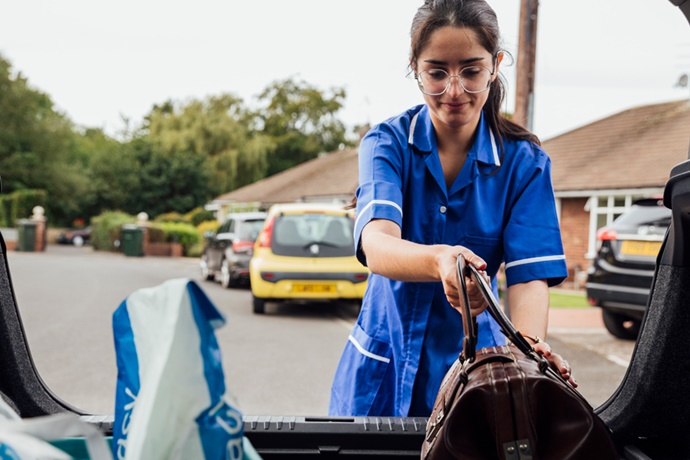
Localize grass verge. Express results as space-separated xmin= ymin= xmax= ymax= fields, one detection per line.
xmin=549 ymin=290 xmax=590 ymax=309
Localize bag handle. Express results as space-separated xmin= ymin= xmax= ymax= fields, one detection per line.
xmin=456 ymin=254 xmax=536 ymax=362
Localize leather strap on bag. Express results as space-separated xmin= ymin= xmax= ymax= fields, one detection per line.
xmin=456 ymin=255 xmax=538 ymax=361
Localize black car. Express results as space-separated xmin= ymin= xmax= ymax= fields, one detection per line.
xmin=199 ymin=211 xmax=266 ymax=288
xmin=56 ymin=227 xmax=91 ymax=247
xmin=586 ymin=198 xmax=671 ymax=339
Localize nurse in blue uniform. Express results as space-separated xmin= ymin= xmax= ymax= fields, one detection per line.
xmin=329 ymin=0 xmax=576 ymax=417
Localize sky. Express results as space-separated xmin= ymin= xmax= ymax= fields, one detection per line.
xmin=0 ymin=0 xmax=688 ymax=142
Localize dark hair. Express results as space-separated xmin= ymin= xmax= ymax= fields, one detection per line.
xmin=410 ymin=0 xmax=540 ymax=150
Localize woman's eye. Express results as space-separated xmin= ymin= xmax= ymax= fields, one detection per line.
xmin=426 ymin=70 xmax=447 ymax=81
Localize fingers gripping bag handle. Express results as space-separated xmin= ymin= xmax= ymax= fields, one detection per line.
xmin=456 ymin=255 xmax=536 ymax=360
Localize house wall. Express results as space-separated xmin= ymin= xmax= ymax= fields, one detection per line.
xmin=559 ymin=197 xmax=590 ymax=288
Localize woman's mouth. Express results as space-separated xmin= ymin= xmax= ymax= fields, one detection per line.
xmin=443 ymin=101 xmax=468 ymax=110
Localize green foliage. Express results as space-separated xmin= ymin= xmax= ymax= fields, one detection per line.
xmin=90 ymin=211 xmax=135 ymax=252
xmin=1 ymin=54 xmax=354 ymax=228
xmin=0 ymin=199 xmax=7 ymax=228
xmin=0 ymin=54 xmax=87 ymax=226
xmin=124 ymin=144 xmax=214 ymax=218
xmin=10 ymin=189 xmax=47 ymax=224
xmin=0 ymin=190 xmax=47 ymax=227
xmin=144 ymin=94 xmax=270 ymax=196
xmin=145 ymin=225 xmax=166 ymax=243
xmin=152 ymin=222 xmax=200 ymax=255
xmin=186 ymin=207 xmax=215 ymax=227
xmin=154 ymin=211 xmax=187 ymax=224
xmin=196 ymin=219 xmax=220 ymax=236
xmin=257 ymin=77 xmax=352 ymax=176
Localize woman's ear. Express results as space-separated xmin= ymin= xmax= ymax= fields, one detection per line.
xmin=494 ymin=51 xmax=504 ymax=74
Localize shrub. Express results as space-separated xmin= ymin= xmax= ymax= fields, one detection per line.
xmin=153 ymin=212 xmax=188 ymax=224
xmin=186 ymin=207 xmax=216 ymax=227
xmin=153 ymin=222 xmax=200 ymax=256
xmin=91 ymin=211 xmax=136 ymax=252
xmin=196 ymin=220 xmax=220 ymax=237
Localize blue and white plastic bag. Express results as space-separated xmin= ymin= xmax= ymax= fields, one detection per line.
xmin=112 ymin=278 xmax=260 ymax=460
xmin=0 ymin=397 xmax=112 ymax=460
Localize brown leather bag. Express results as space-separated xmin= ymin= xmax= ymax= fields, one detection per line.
xmin=421 ymin=255 xmax=618 ymax=460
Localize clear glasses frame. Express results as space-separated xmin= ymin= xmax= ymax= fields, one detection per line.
xmin=415 ymin=65 xmax=496 ymax=96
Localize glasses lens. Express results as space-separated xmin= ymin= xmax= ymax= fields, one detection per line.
xmin=460 ymin=66 xmax=492 ymax=93
xmin=417 ymin=67 xmax=493 ymax=95
xmin=418 ymin=69 xmax=449 ymax=95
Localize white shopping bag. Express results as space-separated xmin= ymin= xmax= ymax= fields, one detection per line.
xmin=112 ymin=278 xmax=260 ymax=460
xmin=0 ymin=398 xmax=112 ymax=460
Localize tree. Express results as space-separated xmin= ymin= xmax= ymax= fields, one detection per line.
xmin=256 ymin=77 xmax=351 ymax=176
xmin=0 ymin=54 xmax=89 ymax=225
xmin=144 ymin=94 xmax=270 ymax=196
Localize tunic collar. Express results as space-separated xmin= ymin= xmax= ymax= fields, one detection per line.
xmin=407 ymin=106 xmax=501 ymax=167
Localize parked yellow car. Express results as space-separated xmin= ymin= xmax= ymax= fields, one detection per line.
xmin=249 ymin=202 xmax=369 ymax=314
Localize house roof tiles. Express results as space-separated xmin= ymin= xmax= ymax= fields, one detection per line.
xmin=543 ymin=99 xmax=690 ymax=192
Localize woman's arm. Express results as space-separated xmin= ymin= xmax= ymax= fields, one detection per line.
xmin=361 ymin=219 xmax=488 ymax=314
xmin=507 ymin=280 xmax=577 ymax=387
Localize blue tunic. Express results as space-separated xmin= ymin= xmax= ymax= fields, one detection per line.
xmin=329 ymin=105 xmax=568 ymax=417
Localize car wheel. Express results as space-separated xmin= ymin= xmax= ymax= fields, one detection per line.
xmin=72 ymin=235 xmax=84 ymax=247
xmin=200 ymin=255 xmax=214 ymax=281
xmin=220 ymin=259 xmax=237 ymax=288
xmin=602 ymin=309 xmax=641 ymax=340
xmin=252 ymin=296 xmax=266 ymax=314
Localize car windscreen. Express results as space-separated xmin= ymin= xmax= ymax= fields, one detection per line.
xmin=271 ymin=213 xmax=354 ymax=257
xmin=238 ymin=219 xmax=265 ymax=241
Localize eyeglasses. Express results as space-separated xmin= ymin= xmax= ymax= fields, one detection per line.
xmin=416 ymin=66 xmax=495 ymax=95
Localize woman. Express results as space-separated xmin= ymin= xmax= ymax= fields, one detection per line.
xmin=329 ymin=0 xmax=574 ymax=418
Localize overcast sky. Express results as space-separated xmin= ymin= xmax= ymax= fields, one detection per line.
xmin=1 ymin=0 xmax=688 ymax=141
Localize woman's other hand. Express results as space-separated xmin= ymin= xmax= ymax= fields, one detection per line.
xmin=533 ymin=341 xmax=578 ymax=388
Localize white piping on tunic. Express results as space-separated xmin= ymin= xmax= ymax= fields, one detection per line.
xmin=408 ymin=113 xmax=419 ymax=145
xmin=354 ymin=199 xmax=403 ymax=235
xmin=504 ymin=255 xmax=566 ymax=270
xmin=489 ymin=129 xmax=501 ymax=166
xmin=408 ymin=111 xmax=500 ymax=167
xmin=348 ymin=335 xmax=391 ymax=363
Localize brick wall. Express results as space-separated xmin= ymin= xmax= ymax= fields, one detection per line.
xmin=559 ymin=197 xmax=591 ymax=288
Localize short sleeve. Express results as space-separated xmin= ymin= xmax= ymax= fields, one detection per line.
xmin=503 ymin=148 xmax=567 ymax=287
xmin=353 ymin=128 xmax=405 ymax=266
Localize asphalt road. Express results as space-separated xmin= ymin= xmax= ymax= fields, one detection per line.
xmin=5 ymin=244 xmax=634 ymax=417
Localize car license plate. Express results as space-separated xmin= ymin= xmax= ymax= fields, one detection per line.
xmin=620 ymin=240 xmax=662 ymax=256
xmin=292 ymin=284 xmax=336 ymax=293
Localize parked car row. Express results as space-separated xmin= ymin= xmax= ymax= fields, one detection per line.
xmin=200 ymin=202 xmax=369 ymax=314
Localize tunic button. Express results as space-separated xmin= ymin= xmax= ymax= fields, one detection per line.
xmin=439 ymin=206 xmax=447 ymax=214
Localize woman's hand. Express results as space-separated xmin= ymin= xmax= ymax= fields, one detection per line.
xmin=439 ymin=246 xmax=489 ymax=316
xmin=533 ymin=341 xmax=578 ymax=388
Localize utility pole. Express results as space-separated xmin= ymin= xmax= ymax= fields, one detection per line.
xmin=514 ymin=0 xmax=539 ymax=131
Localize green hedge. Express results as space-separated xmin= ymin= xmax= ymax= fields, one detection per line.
xmin=90 ymin=211 xmax=136 ymax=252
xmin=152 ymin=222 xmax=200 ymax=256
xmin=0 ymin=190 xmax=48 ymax=227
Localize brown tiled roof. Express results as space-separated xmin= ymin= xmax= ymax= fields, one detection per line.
xmin=212 ymin=147 xmax=359 ymax=205
xmin=543 ymin=99 xmax=690 ymax=192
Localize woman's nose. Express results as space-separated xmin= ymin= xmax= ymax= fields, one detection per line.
xmin=446 ymin=75 xmax=466 ymax=96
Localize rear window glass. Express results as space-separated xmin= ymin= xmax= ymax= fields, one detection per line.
xmin=272 ymin=213 xmax=354 ymax=257
xmin=238 ymin=219 xmax=265 ymax=241
xmin=613 ymin=205 xmax=672 ymax=229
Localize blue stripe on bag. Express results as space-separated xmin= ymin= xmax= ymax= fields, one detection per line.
xmin=111 ymin=301 xmax=140 ymax=460
xmin=187 ymin=281 xmax=244 ymax=460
